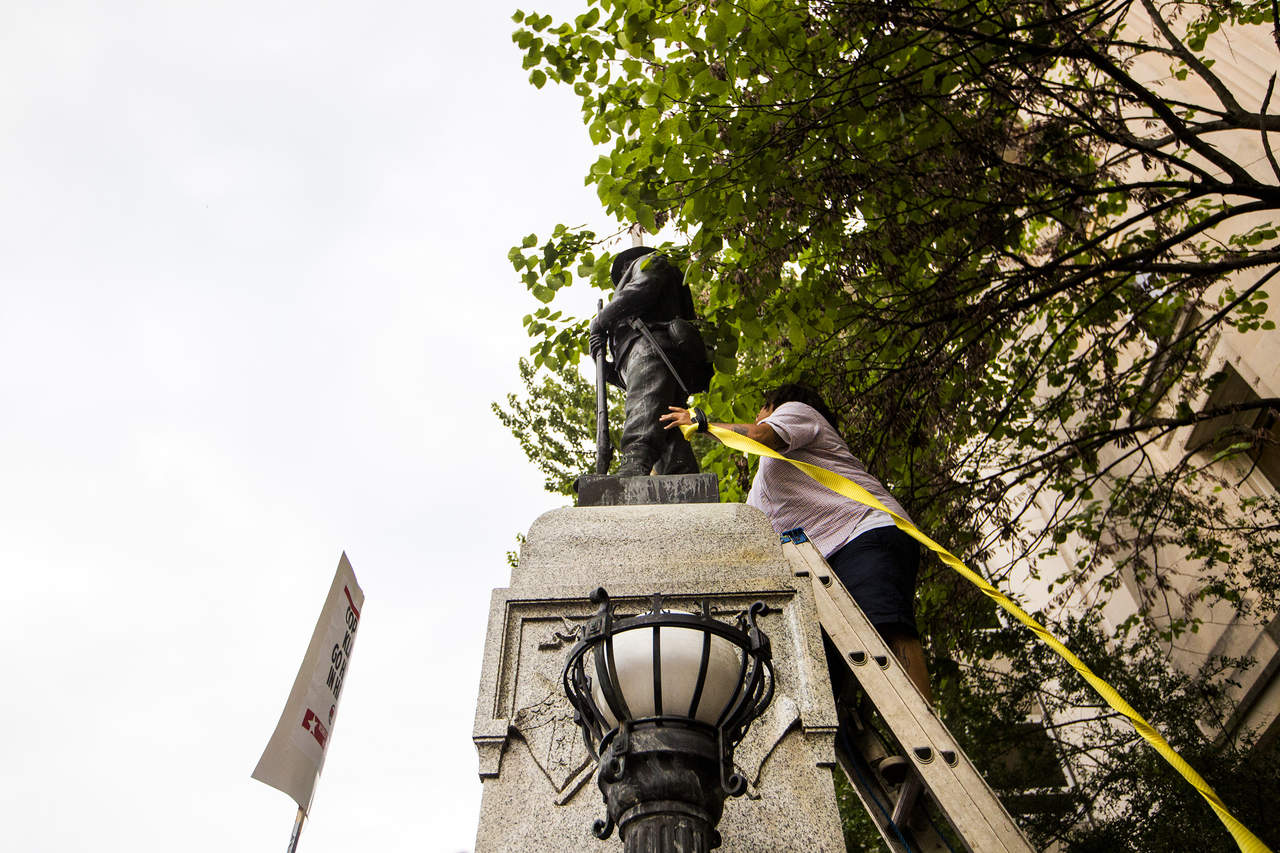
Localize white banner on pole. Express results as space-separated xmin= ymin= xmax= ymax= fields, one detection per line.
xmin=252 ymin=552 xmax=364 ymax=813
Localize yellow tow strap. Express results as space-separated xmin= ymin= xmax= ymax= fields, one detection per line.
xmin=682 ymin=421 xmax=1272 ymax=853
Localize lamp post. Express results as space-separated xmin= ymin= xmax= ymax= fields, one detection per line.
xmin=562 ymin=588 xmax=775 ymax=852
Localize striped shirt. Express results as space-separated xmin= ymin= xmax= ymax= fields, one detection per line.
xmin=745 ymin=402 xmax=911 ymax=558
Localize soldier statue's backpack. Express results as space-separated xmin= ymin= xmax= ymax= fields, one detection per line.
xmin=659 ymin=316 xmax=713 ymax=394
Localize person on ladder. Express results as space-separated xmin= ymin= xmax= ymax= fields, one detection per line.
xmin=661 ymin=384 xmax=932 ymax=703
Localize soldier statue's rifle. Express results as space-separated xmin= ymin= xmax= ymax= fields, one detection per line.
xmin=595 ymin=299 xmax=613 ymax=475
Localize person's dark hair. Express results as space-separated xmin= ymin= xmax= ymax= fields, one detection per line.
xmin=763 ymin=384 xmax=840 ymax=431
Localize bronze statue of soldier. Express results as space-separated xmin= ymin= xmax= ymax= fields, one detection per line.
xmin=589 ymin=247 xmax=712 ymax=477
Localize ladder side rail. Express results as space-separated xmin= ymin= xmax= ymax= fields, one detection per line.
xmin=802 ymin=542 xmax=1035 ymax=853
xmin=814 ymin=572 xmax=1034 ymax=851
xmin=811 ymin=576 xmax=1013 ymax=853
xmin=831 ymin=743 xmax=916 ymax=853
xmin=787 ymin=539 xmax=1011 ymax=849
xmin=811 ymin=559 xmax=1037 ymax=853
xmin=783 ymin=539 xmax=1035 ymax=853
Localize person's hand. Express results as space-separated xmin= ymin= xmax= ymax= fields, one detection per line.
xmin=589 ymin=317 xmax=605 ymax=360
xmin=661 ymin=406 xmax=692 ymax=430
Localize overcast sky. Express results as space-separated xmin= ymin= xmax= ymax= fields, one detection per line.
xmin=2 ymin=2 xmax=614 ymax=851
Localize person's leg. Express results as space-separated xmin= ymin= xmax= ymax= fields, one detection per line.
xmin=827 ymin=526 xmax=931 ymax=702
xmin=882 ymin=628 xmax=932 ymax=704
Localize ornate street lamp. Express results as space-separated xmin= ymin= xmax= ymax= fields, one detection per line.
xmin=562 ymin=588 xmax=775 ymax=852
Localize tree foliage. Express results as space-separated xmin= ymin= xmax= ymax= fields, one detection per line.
xmin=493 ymin=357 xmax=624 ymax=495
xmin=942 ymin=612 xmax=1280 ymax=848
xmin=499 ymin=1 xmax=1280 ymax=847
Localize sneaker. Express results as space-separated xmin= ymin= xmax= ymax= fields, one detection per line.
xmin=876 ymin=755 xmax=909 ymax=786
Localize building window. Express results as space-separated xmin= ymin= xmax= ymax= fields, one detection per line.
xmin=987 ymin=719 xmax=1072 ymax=815
xmin=989 ymin=720 xmax=1070 ymax=790
xmin=1186 ymin=364 xmax=1280 ymax=491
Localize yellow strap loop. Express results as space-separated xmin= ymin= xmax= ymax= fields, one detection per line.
xmin=683 ymin=422 xmax=1272 ymax=853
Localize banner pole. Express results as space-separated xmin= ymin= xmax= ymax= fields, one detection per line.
xmin=286 ymin=807 xmax=305 ymax=853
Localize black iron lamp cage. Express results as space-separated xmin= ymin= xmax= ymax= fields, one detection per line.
xmin=562 ymin=587 xmax=775 ymax=849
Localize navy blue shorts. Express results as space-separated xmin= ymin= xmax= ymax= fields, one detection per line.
xmin=827 ymin=525 xmax=920 ymax=637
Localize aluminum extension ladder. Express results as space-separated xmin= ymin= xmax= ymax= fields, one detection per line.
xmin=779 ymin=531 xmax=1035 ymax=853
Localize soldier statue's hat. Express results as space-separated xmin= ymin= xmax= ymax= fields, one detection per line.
xmin=610 ymin=246 xmax=657 ymax=286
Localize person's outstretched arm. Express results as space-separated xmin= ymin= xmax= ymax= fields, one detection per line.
xmin=660 ymin=406 xmax=784 ymax=450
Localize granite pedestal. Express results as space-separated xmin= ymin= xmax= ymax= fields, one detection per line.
xmin=472 ymin=502 xmax=846 ymax=852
